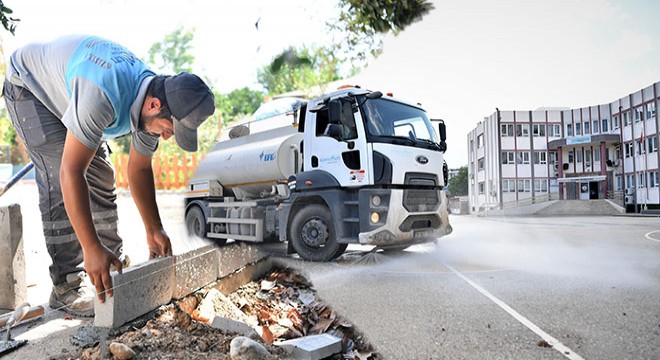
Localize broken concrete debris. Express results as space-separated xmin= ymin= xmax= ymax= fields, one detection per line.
xmin=275 ymin=333 xmax=342 ymax=360
xmin=230 ymin=336 xmax=271 ymax=360
xmin=108 ymin=341 xmax=135 ymax=359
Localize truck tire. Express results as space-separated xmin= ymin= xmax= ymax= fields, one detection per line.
xmin=186 ymin=205 xmax=229 ymax=245
xmin=186 ymin=205 xmax=208 ymax=239
xmin=290 ymin=204 xmax=347 ymax=261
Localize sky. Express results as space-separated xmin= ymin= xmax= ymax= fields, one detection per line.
xmin=3 ymin=0 xmax=660 ymax=167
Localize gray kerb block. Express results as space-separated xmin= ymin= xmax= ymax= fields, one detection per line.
xmin=173 ymin=244 xmax=219 ymax=299
xmin=275 ymin=333 xmax=342 ymax=360
xmin=94 ymin=257 xmax=174 ymax=328
xmin=0 ymin=204 xmax=26 ymax=309
xmin=218 ymin=242 xmax=268 ymax=278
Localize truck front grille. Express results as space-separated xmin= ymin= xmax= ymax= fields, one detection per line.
xmin=403 ymin=173 xmax=439 ymax=212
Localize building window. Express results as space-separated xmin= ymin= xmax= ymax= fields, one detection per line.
xmin=501 ymin=124 xmax=514 ymax=137
xmin=532 ymin=124 xmax=546 ymax=137
xmin=478 ymin=157 xmax=485 ymax=170
xmin=602 ymin=118 xmax=608 ymax=132
xmin=624 ymin=142 xmax=633 ymax=158
xmin=516 ymin=124 xmax=529 ymax=137
xmin=479 ymin=182 xmax=485 ymax=194
xmin=623 ymin=112 xmax=631 ymax=126
xmin=516 ymin=151 xmax=530 ymax=164
xmin=548 ymin=124 xmax=561 ymax=137
xmin=613 ymin=115 xmax=619 ymax=129
xmin=549 ymin=151 xmax=558 ymax=164
xmin=634 ymin=106 xmax=643 ymax=123
xmin=648 ymin=137 xmax=658 ymax=153
xmin=534 ymin=179 xmax=548 ymax=192
xmin=517 ymin=179 xmax=531 ymax=192
xmin=616 ymin=175 xmax=623 ymax=191
xmin=568 ymin=150 xmax=574 ymax=163
xmin=501 ymin=151 xmax=515 ymax=164
xmin=567 ymin=124 xmax=573 ymax=136
xmin=637 ymin=172 xmax=646 ymax=188
xmin=533 ymin=151 xmax=547 ymax=165
xmin=592 ymin=119 xmax=599 ymax=133
xmin=649 ymin=171 xmax=659 ymax=188
xmin=594 ymin=149 xmax=600 ymax=162
xmin=626 ymin=174 xmax=633 ymax=189
xmin=646 ymin=102 xmax=656 ymax=119
xmin=502 ymin=179 xmax=516 ymax=192
xmin=575 ymin=122 xmax=582 ymax=135
xmin=576 ymin=149 xmax=583 ymax=163
xmin=585 ymin=149 xmax=592 ymax=166
xmin=584 ymin=121 xmax=590 ymax=134
xmin=477 ymin=134 xmax=484 ymax=148
xmin=636 ymin=140 xmax=646 ymax=155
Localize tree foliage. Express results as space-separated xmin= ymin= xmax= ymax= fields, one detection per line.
xmin=329 ymin=0 xmax=434 ymax=66
xmin=257 ymin=0 xmax=435 ymax=95
xmin=447 ymin=166 xmax=468 ymax=197
xmin=217 ymin=87 xmax=264 ymax=126
xmin=0 ymin=1 xmax=18 ymax=35
xmin=257 ymin=45 xmax=344 ymax=96
xmin=148 ymin=27 xmax=195 ymax=74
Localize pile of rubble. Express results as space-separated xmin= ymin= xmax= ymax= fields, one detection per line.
xmin=72 ymin=266 xmax=380 ymax=359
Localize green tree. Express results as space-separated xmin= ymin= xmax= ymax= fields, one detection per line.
xmin=216 ymin=87 xmax=264 ymax=128
xmin=257 ymin=45 xmax=344 ymax=96
xmin=148 ymin=27 xmax=195 ymax=74
xmin=0 ymin=1 xmax=18 ymax=35
xmin=328 ymin=0 xmax=434 ymax=67
xmin=447 ymin=166 xmax=468 ymax=197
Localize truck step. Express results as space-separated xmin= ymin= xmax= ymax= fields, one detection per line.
xmin=209 ymin=201 xmax=258 ymax=208
xmin=343 ymin=217 xmax=359 ymax=223
xmin=338 ymin=236 xmax=358 ymax=243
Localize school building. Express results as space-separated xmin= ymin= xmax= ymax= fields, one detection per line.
xmin=467 ymin=81 xmax=659 ymax=214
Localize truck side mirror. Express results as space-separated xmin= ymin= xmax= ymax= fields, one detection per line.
xmin=438 ymin=120 xmax=447 ymax=142
xmin=328 ymin=99 xmax=342 ymax=124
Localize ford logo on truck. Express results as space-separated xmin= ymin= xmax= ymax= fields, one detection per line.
xmin=416 ymin=155 xmax=429 ymax=164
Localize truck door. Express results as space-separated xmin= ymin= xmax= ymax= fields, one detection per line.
xmin=305 ymin=97 xmax=371 ymax=187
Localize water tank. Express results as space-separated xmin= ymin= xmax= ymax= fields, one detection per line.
xmin=191 ymin=126 xmax=303 ymax=200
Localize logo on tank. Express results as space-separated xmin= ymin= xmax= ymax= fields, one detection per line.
xmin=259 ymin=151 xmax=276 ymax=161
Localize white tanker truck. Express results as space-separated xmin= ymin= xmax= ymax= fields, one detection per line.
xmin=184 ymin=86 xmax=452 ymax=261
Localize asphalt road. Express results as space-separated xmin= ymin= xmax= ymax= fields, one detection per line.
xmin=276 ymin=215 xmax=660 ymax=360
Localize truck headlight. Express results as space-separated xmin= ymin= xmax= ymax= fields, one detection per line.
xmin=370 ymin=212 xmax=380 ymax=223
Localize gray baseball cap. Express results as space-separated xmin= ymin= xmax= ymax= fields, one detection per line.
xmin=164 ymin=73 xmax=215 ymax=152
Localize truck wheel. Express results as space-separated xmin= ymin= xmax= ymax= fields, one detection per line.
xmin=290 ymin=204 xmax=347 ymax=261
xmin=186 ymin=206 xmax=207 ymax=239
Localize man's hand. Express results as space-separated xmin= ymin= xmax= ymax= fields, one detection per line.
xmin=83 ymin=242 xmax=123 ymax=303
xmin=147 ymin=227 xmax=173 ymax=259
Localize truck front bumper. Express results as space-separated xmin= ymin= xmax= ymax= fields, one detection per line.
xmin=357 ymin=189 xmax=452 ymax=246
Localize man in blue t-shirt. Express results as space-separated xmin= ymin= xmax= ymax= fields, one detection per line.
xmin=3 ymin=35 xmax=215 ymax=316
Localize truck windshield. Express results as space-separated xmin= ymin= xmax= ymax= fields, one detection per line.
xmin=361 ymin=97 xmax=440 ymax=145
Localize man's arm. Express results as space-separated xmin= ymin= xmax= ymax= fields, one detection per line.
xmin=127 ymin=143 xmax=172 ymax=258
xmin=61 ymin=132 xmax=122 ymax=302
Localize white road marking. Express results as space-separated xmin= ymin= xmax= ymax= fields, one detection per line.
xmin=644 ymin=230 xmax=660 ymax=243
xmin=445 ymin=263 xmax=585 ymax=360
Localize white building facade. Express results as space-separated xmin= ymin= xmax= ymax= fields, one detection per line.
xmin=468 ymin=81 xmax=660 ymax=214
